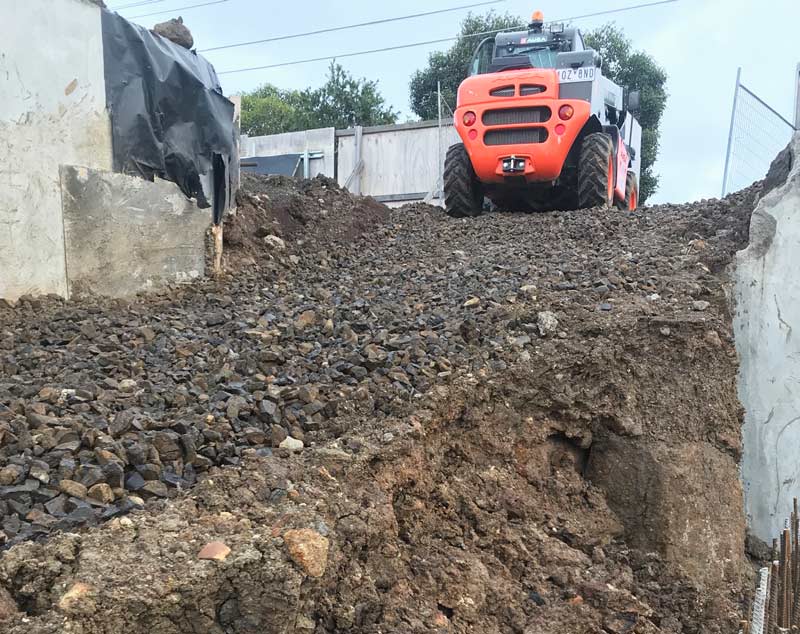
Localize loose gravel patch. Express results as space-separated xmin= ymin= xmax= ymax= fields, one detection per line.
xmin=0 ymin=174 xmax=763 ymax=633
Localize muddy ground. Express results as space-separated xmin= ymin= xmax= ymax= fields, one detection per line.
xmin=0 ymin=167 xmax=774 ymax=633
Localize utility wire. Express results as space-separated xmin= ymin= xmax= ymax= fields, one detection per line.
xmin=219 ymin=36 xmax=464 ymax=75
xmin=200 ymin=0 xmax=506 ymax=53
xmin=110 ymin=0 xmax=166 ymax=9
xmin=548 ymin=0 xmax=678 ymax=25
xmin=218 ymin=0 xmax=678 ymax=76
xmin=130 ymin=0 xmax=229 ymax=19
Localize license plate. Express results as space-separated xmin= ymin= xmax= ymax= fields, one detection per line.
xmin=557 ymin=67 xmax=596 ymax=83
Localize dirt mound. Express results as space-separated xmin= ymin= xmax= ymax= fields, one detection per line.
xmin=0 ymin=179 xmax=764 ymax=632
xmin=224 ymin=174 xmax=389 ymax=269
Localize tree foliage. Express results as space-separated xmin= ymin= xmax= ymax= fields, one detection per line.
xmin=409 ymin=14 xmax=668 ymax=203
xmin=240 ymin=62 xmax=398 ymax=136
xmin=584 ymin=24 xmax=667 ymax=203
xmin=240 ymin=85 xmax=301 ymax=137
xmin=409 ymin=11 xmax=522 ymax=120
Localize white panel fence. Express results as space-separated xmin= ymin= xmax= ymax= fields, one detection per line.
xmin=241 ymin=119 xmax=461 ymax=205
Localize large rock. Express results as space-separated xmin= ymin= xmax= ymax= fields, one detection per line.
xmin=59 ymin=480 xmax=88 ymax=499
xmin=58 ymin=582 xmax=96 ymax=616
xmin=152 ymin=17 xmax=194 ymax=50
xmin=197 ymin=541 xmax=231 ymax=562
xmin=282 ymin=529 xmax=329 ymax=578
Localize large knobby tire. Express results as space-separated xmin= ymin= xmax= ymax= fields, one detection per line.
xmin=578 ymin=133 xmax=615 ymax=209
xmin=615 ymin=172 xmax=639 ymax=211
xmin=444 ymin=143 xmax=483 ymax=218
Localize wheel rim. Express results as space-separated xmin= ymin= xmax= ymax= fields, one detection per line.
xmin=606 ymin=156 xmax=614 ymax=206
xmin=629 ymin=187 xmax=638 ymax=211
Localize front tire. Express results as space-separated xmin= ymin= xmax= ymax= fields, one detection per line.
xmin=578 ymin=133 xmax=615 ymax=209
xmin=444 ymin=143 xmax=483 ymax=218
xmin=615 ymin=172 xmax=639 ymax=211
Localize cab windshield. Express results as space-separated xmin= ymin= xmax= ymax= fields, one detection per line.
xmin=497 ymin=45 xmax=559 ymax=69
xmin=469 ymin=35 xmax=566 ymax=76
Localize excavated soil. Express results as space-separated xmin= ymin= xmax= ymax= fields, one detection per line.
xmin=0 ymin=173 xmax=766 ymax=633
xmin=225 ymin=174 xmax=389 ymax=269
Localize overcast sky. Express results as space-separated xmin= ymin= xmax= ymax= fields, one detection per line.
xmin=114 ymin=0 xmax=799 ymax=204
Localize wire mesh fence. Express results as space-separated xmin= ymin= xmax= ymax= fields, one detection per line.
xmin=722 ymin=68 xmax=797 ymax=197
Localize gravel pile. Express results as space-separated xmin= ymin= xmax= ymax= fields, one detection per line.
xmin=0 ymin=172 xmax=768 ymax=632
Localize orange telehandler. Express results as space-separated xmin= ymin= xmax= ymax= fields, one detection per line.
xmin=444 ymin=10 xmax=642 ymax=217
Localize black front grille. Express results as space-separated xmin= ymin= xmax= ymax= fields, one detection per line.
xmin=482 ymin=106 xmax=551 ymax=126
xmin=490 ymin=85 xmax=515 ymax=97
xmin=484 ymin=127 xmax=548 ymax=146
xmin=520 ymin=84 xmax=546 ymax=96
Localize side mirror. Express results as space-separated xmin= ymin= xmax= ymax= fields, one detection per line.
xmin=627 ymin=90 xmax=641 ymax=113
xmin=595 ymin=54 xmax=603 ymax=68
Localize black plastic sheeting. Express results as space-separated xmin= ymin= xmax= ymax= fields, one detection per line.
xmin=241 ymin=154 xmax=303 ymax=177
xmin=101 ymin=11 xmax=235 ymax=222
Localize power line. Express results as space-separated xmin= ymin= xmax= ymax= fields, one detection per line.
xmin=218 ymin=0 xmax=678 ymax=76
xmin=200 ymin=0 xmax=506 ymax=53
xmin=130 ymin=0 xmax=229 ymax=19
xmin=219 ymin=36 xmax=469 ymax=76
xmin=549 ymin=0 xmax=678 ymax=24
xmin=110 ymin=0 xmax=166 ymax=9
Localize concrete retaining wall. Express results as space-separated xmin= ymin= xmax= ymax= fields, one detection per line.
xmin=736 ymin=133 xmax=800 ymax=541
xmin=0 ymin=0 xmax=112 ymax=300
xmin=0 ymin=0 xmax=220 ymax=302
xmin=61 ymin=167 xmax=212 ymax=298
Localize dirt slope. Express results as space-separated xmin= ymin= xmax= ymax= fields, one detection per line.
xmin=0 ymin=174 xmax=763 ymax=633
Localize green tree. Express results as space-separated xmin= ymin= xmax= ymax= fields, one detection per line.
xmin=295 ymin=62 xmax=398 ymax=130
xmin=409 ymin=11 xmax=522 ymax=120
xmin=584 ymin=24 xmax=667 ymax=203
xmin=240 ymin=62 xmax=398 ymax=136
xmin=240 ymin=85 xmax=304 ymax=136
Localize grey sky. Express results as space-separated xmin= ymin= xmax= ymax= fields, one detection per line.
xmin=115 ymin=0 xmax=800 ymax=203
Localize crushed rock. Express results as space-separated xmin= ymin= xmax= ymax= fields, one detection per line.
xmin=0 ymin=170 xmax=767 ymax=633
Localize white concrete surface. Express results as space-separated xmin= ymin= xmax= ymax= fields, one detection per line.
xmin=0 ymin=0 xmax=112 ymax=301
xmin=337 ymin=121 xmax=461 ymax=199
xmin=736 ymin=133 xmax=800 ymax=541
xmin=61 ymin=166 xmax=211 ymax=298
xmin=230 ymin=95 xmax=242 ymax=195
xmin=240 ymin=128 xmax=335 ymax=178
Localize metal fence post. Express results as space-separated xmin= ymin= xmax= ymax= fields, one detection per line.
xmin=722 ymin=67 xmax=742 ymax=198
xmin=794 ymin=62 xmax=800 ymax=130
xmin=437 ymin=80 xmax=443 ymax=200
xmin=353 ymin=126 xmax=363 ymax=195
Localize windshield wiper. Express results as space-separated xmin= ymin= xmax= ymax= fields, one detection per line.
xmin=507 ymin=45 xmax=553 ymax=56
